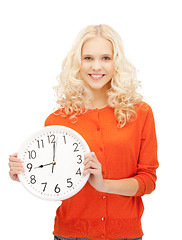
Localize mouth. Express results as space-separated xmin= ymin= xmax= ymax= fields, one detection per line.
xmin=89 ymin=74 xmax=105 ymax=80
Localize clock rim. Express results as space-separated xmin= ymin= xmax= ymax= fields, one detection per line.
xmin=18 ymin=125 xmax=90 ymax=201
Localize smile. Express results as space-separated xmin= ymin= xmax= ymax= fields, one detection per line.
xmin=89 ymin=74 xmax=105 ymax=80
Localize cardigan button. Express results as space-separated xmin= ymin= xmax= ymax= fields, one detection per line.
xmin=97 ymin=126 xmax=100 ymax=131
xmin=102 ymin=195 xmax=106 ymax=199
xmin=101 ymin=234 xmax=105 ymax=238
xmin=99 ymin=147 xmax=103 ymax=152
xmin=101 ymin=217 xmax=105 ymax=221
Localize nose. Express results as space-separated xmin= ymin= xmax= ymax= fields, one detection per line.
xmin=92 ymin=59 xmax=102 ymax=71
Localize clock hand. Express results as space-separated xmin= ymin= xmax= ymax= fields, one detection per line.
xmin=34 ymin=162 xmax=53 ymax=169
xmin=52 ymin=141 xmax=56 ymax=173
xmin=52 ymin=138 xmax=58 ymax=173
xmin=53 ymin=141 xmax=56 ymax=162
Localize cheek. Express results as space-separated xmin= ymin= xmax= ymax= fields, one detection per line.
xmin=80 ymin=63 xmax=90 ymax=75
xmin=107 ymin=63 xmax=115 ymax=76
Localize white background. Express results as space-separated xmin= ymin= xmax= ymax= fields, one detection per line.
xmin=1 ymin=0 xmax=181 ymax=239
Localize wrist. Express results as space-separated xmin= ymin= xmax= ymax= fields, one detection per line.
xmin=100 ymin=179 xmax=110 ymax=193
xmin=99 ymin=178 xmax=139 ymax=196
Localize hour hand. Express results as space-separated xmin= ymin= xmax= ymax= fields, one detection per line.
xmin=34 ymin=162 xmax=53 ymax=169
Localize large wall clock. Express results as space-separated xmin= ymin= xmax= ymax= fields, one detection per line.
xmin=18 ymin=125 xmax=90 ymax=201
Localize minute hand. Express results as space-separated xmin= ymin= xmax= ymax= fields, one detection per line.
xmin=52 ymin=142 xmax=55 ymax=173
xmin=52 ymin=139 xmax=58 ymax=173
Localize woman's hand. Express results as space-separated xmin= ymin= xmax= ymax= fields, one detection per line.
xmin=83 ymin=152 xmax=105 ymax=192
xmin=9 ymin=153 xmax=24 ymax=182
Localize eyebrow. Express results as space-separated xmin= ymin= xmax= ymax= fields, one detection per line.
xmin=82 ymin=54 xmax=113 ymax=57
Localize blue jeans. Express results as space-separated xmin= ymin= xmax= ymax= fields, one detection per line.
xmin=54 ymin=236 xmax=142 ymax=240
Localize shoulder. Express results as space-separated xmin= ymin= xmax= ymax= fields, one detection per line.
xmin=134 ymin=101 xmax=157 ymax=134
xmin=136 ymin=101 xmax=153 ymax=114
xmin=44 ymin=109 xmax=67 ymax=126
xmin=135 ymin=101 xmax=155 ymax=123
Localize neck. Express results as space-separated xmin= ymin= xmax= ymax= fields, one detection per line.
xmin=89 ymin=88 xmax=109 ymax=109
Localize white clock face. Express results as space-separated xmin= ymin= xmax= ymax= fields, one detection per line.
xmin=18 ymin=125 xmax=90 ymax=201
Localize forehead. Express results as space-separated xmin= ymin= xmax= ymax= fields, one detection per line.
xmin=81 ymin=37 xmax=113 ymax=55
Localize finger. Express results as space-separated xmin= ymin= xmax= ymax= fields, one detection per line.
xmin=10 ymin=169 xmax=24 ymax=174
xmin=84 ymin=160 xmax=99 ymax=170
xmin=84 ymin=158 xmax=96 ymax=166
xmin=83 ymin=168 xmax=98 ymax=176
xmin=84 ymin=159 xmax=100 ymax=169
xmin=9 ymin=161 xmax=24 ymax=168
xmin=9 ymin=152 xmax=18 ymax=157
xmin=9 ymin=162 xmax=24 ymax=173
xmin=9 ymin=156 xmax=22 ymax=163
xmin=84 ymin=152 xmax=98 ymax=164
xmin=84 ymin=159 xmax=101 ymax=169
xmin=9 ymin=165 xmax=24 ymax=172
xmin=9 ymin=168 xmax=24 ymax=175
xmin=83 ymin=161 xmax=101 ymax=178
xmin=84 ymin=152 xmax=96 ymax=159
xmin=84 ymin=152 xmax=92 ymax=158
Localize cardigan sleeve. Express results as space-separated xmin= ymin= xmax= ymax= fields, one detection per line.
xmin=134 ymin=105 xmax=159 ymax=196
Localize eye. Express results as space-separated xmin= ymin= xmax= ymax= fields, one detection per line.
xmin=103 ymin=56 xmax=111 ymax=61
xmin=84 ymin=57 xmax=93 ymax=61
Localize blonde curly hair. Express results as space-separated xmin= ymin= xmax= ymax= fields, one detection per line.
xmin=54 ymin=24 xmax=143 ymax=127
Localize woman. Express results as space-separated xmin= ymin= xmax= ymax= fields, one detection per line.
xmin=9 ymin=24 xmax=158 ymax=240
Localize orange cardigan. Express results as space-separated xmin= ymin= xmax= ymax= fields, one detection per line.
xmin=44 ymin=102 xmax=158 ymax=240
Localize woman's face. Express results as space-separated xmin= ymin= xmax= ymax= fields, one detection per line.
xmin=80 ymin=36 xmax=114 ymax=92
